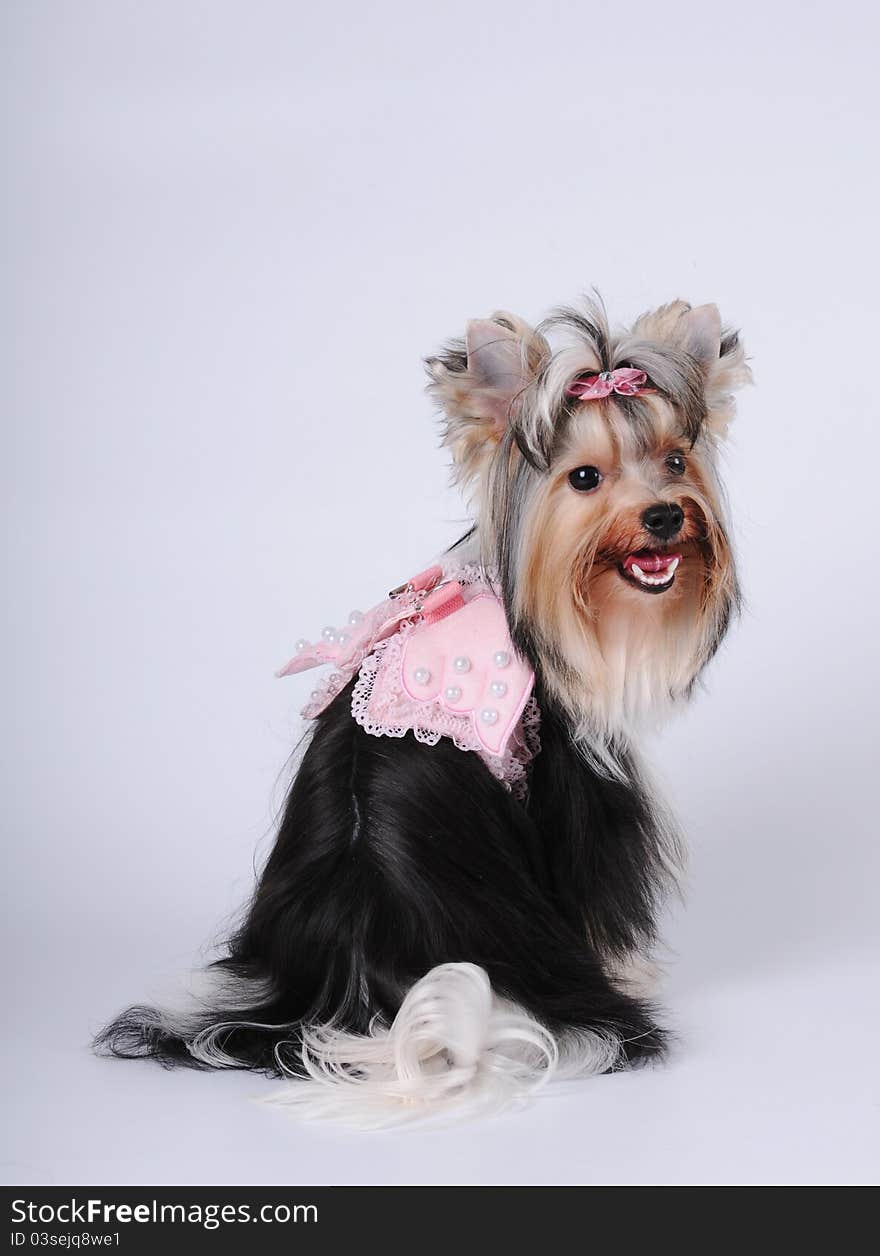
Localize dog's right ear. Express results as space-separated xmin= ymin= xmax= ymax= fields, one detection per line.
xmin=426 ymin=313 xmax=547 ymax=486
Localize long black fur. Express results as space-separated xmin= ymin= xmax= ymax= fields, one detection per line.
xmin=96 ymin=677 xmax=672 ymax=1075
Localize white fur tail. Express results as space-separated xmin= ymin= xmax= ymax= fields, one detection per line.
xmin=264 ymin=963 xmax=620 ymax=1128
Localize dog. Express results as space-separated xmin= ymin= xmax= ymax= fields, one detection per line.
xmin=96 ymin=295 xmax=750 ymax=1124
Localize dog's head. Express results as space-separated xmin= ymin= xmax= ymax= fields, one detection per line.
xmin=426 ymin=296 xmax=751 ymax=745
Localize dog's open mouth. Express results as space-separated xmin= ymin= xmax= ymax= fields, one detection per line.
xmin=618 ymin=550 xmax=681 ymax=594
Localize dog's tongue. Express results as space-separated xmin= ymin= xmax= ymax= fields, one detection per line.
xmin=623 ymin=550 xmax=681 ymax=574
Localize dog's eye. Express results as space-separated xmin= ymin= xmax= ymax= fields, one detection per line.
xmin=665 ymin=453 xmax=686 ymax=476
xmin=568 ymin=466 xmax=603 ymax=493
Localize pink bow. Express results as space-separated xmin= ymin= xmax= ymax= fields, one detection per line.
xmin=565 ymin=368 xmax=651 ymax=400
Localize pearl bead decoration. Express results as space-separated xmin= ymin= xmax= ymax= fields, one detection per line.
xmin=295 ymin=638 xmax=309 ymax=652
xmin=322 ymin=626 xmax=337 ymax=642
xmin=480 ymin=707 xmax=499 ymax=725
xmin=444 ymin=685 xmax=462 ymax=702
xmin=348 ymin=610 xmax=364 ymax=625
xmin=453 ymin=656 xmax=471 ymax=674
xmin=413 ymin=667 xmax=431 ymax=685
xmin=493 ymin=650 xmax=510 ymax=668
xmin=490 ymin=680 xmax=507 ymax=698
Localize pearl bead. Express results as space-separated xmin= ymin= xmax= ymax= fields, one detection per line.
xmin=337 ymin=632 xmax=348 ymax=645
xmin=348 ymin=610 xmax=364 ymax=625
xmin=294 ymin=638 xmax=309 ymax=652
xmin=453 ymin=656 xmax=471 ymax=674
xmin=480 ymin=707 xmax=499 ymax=725
xmin=490 ymin=680 xmax=507 ymax=698
xmin=493 ymin=650 xmax=510 ymax=668
xmin=413 ymin=667 xmax=431 ymax=685
xmin=322 ymin=626 xmax=337 ymax=642
xmin=444 ymin=685 xmax=462 ymax=702
xmin=310 ymin=690 xmax=321 ymax=700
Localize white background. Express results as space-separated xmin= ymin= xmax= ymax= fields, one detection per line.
xmin=3 ymin=0 xmax=879 ymax=1185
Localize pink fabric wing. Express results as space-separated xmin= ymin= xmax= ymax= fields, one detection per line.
xmin=276 ymin=564 xmax=443 ymax=678
xmin=278 ymin=559 xmax=539 ymax=789
xmin=399 ymin=594 xmax=533 ymax=755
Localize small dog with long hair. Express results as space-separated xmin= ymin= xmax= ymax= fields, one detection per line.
xmin=97 ymin=294 xmax=750 ymax=1124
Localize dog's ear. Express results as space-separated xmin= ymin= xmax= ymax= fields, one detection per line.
xmin=705 ymin=325 xmax=752 ymax=439
xmin=676 ymin=304 xmax=722 ymax=369
xmin=678 ymin=305 xmax=753 ymax=439
xmin=426 ymin=313 xmax=547 ymax=485
xmin=633 ymin=301 xmax=752 ymax=439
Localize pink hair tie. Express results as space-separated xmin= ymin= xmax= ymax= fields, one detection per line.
xmin=565 ymin=367 xmax=652 ymax=400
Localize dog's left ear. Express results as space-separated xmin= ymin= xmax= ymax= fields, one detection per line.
xmin=676 ymin=303 xmax=752 ymax=438
xmin=426 ymin=313 xmax=548 ymax=486
xmin=676 ymin=304 xmax=722 ymax=368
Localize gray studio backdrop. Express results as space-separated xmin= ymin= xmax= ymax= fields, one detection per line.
xmin=3 ymin=1 xmax=879 ymax=1184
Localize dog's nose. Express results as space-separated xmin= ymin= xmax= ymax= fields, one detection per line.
xmin=642 ymin=502 xmax=685 ymax=539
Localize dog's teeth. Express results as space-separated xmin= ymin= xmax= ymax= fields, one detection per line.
xmin=627 ymin=556 xmax=679 ymax=587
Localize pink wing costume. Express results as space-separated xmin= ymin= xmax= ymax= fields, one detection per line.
xmin=277 ymin=562 xmax=540 ymax=795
